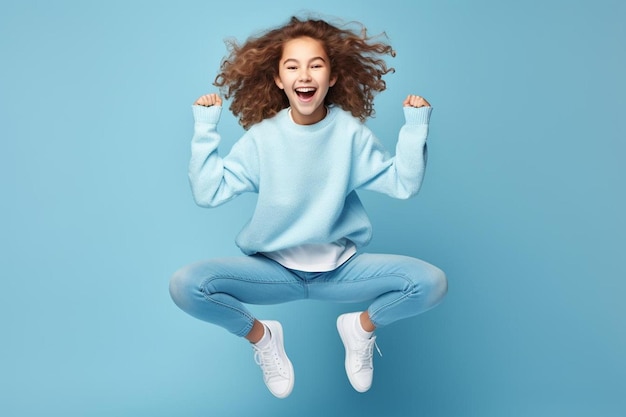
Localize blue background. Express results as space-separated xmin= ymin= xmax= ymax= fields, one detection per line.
xmin=1 ymin=0 xmax=624 ymax=416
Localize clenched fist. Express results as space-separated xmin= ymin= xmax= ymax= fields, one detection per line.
xmin=403 ymin=95 xmax=430 ymax=108
xmin=194 ymin=93 xmax=223 ymax=107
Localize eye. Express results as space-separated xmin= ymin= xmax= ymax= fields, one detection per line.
xmin=286 ymin=65 xmax=298 ymax=70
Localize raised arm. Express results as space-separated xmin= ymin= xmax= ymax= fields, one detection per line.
xmin=354 ymin=95 xmax=433 ymax=199
xmin=188 ymin=94 xmax=259 ymax=207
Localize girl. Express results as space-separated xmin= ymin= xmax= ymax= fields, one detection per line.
xmin=170 ymin=16 xmax=447 ymax=399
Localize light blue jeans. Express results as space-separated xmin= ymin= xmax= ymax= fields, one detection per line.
xmin=169 ymin=252 xmax=447 ymax=337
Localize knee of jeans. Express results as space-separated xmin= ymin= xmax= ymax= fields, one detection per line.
xmin=423 ymin=266 xmax=448 ymax=307
xmin=407 ymin=265 xmax=448 ymax=307
xmin=168 ymin=265 xmax=196 ymax=309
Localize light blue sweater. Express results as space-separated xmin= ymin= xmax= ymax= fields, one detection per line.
xmin=189 ymin=105 xmax=432 ymax=255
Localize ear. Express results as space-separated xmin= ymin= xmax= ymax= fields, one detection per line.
xmin=274 ymin=75 xmax=285 ymax=90
xmin=329 ymin=74 xmax=338 ymax=87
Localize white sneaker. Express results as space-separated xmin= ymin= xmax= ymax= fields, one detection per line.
xmin=252 ymin=320 xmax=294 ymax=398
xmin=337 ymin=312 xmax=382 ymax=393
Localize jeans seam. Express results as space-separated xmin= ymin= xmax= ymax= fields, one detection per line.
xmin=362 ymin=273 xmax=416 ymax=326
xmin=198 ymin=277 xmax=257 ymax=336
xmin=202 ymin=275 xmax=301 ymax=285
xmin=306 ymin=272 xmax=409 ymax=286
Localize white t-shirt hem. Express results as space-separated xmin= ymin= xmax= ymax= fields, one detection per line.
xmin=262 ymin=239 xmax=357 ymax=272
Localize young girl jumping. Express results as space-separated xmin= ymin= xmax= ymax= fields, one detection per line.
xmin=169 ymin=16 xmax=447 ymax=399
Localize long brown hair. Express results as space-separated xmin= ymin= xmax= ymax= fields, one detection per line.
xmin=214 ymin=16 xmax=395 ymax=129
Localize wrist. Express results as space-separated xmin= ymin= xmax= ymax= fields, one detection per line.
xmin=403 ymin=106 xmax=432 ymax=125
xmin=192 ymin=105 xmax=222 ymax=124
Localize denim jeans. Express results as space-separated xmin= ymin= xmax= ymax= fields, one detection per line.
xmin=169 ymin=252 xmax=447 ymax=337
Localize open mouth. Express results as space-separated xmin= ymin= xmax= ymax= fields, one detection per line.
xmin=295 ymin=87 xmax=316 ymax=100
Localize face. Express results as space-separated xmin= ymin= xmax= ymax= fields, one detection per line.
xmin=275 ymin=36 xmax=337 ymax=125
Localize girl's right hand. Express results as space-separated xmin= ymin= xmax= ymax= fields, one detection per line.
xmin=403 ymin=95 xmax=430 ymax=108
xmin=194 ymin=94 xmax=223 ymax=107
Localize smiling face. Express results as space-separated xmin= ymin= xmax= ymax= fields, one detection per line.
xmin=274 ymin=36 xmax=337 ymax=125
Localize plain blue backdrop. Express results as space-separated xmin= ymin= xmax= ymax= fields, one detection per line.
xmin=1 ymin=0 xmax=624 ymax=416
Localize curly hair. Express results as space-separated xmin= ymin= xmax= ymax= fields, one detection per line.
xmin=214 ymin=16 xmax=396 ymax=129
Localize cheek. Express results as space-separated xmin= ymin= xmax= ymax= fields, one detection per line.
xmin=320 ymin=71 xmax=335 ymax=88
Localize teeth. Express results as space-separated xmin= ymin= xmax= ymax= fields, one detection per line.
xmin=296 ymin=87 xmax=316 ymax=92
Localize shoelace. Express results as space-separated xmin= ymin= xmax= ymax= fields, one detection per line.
xmin=253 ymin=343 xmax=285 ymax=381
xmin=353 ymin=336 xmax=383 ymax=371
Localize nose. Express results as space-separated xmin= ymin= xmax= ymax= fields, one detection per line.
xmin=298 ymin=68 xmax=311 ymax=81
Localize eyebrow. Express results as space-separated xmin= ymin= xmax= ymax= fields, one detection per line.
xmin=281 ymin=56 xmax=327 ymax=65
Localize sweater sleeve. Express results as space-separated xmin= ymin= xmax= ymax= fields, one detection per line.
xmin=188 ymin=105 xmax=259 ymax=207
xmin=354 ymin=106 xmax=432 ymax=199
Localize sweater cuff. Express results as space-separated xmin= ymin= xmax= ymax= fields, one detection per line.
xmin=403 ymin=106 xmax=432 ymax=125
xmin=192 ymin=105 xmax=222 ymax=124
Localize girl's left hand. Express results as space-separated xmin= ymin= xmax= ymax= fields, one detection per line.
xmin=194 ymin=93 xmax=223 ymax=107
xmin=403 ymin=95 xmax=430 ymax=108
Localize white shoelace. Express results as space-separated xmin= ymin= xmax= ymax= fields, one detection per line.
xmin=353 ymin=336 xmax=383 ymax=371
xmin=253 ymin=344 xmax=286 ymax=381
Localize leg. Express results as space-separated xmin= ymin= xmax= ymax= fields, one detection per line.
xmin=309 ymin=252 xmax=448 ymax=327
xmin=245 ymin=319 xmax=266 ymax=343
xmin=359 ymin=311 xmax=376 ymax=332
xmin=169 ymin=254 xmax=305 ymax=337
xmin=314 ymin=252 xmax=447 ymax=393
xmin=170 ymin=254 xmax=298 ymax=398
